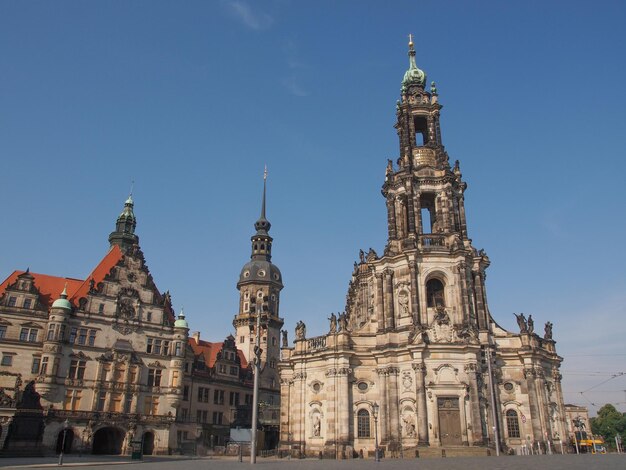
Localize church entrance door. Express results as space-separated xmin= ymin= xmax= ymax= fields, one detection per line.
xmin=438 ymin=397 xmax=462 ymax=446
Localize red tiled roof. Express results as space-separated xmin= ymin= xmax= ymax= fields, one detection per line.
xmin=0 ymin=271 xmax=83 ymax=309
xmin=0 ymin=245 xmax=124 ymax=309
xmin=189 ymin=337 xmax=248 ymax=369
xmin=70 ymin=245 xmax=124 ymax=305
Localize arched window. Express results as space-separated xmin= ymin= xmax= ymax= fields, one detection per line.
xmin=357 ymin=409 xmax=371 ymax=438
xmin=506 ymin=409 xmax=520 ymax=438
xmin=426 ymin=278 xmax=445 ymax=307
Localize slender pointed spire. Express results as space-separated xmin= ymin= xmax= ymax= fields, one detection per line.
xmin=254 ymin=166 xmax=271 ymax=235
xmin=261 ymin=165 xmax=267 ymax=220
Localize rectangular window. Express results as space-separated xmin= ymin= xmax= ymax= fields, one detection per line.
xmin=77 ymin=328 xmax=87 ymax=345
xmin=175 ymin=342 xmax=182 ymax=357
xmin=96 ymin=391 xmax=106 ymax=411
xmin=31 ymin=357 xmax=41 ymax=374
xmin=212 ymin=411 xmax=223 ymax=424
xmin=153 ymin=339 xmax=162 ymax=355
xmin=202 ymin=410 xmax=208 ymax=423
xmin=196 ymin=410 xmax=202 ymax=423
xmin=47 ymin=325 xmax=55 ymax=341
xmin=147 ymin=368 xmax=162 ymax=387
xmin=52 ymin=357 xmax=60 ymax=376
xmin=110 ymin=393 xmax=122 ymax=412
xmin=240 ymin=336 xmax=245 ymax=343
xmin=59 ymin=324 xmax=66 ymax=341
xmin=1 ymin=354 xmax=13 ymax=366
xmin=69 ymin=327 xmax=77 ymax=344
xmin=180 ymin=408 xmax=188 ymax=422
xmin=63 ymin=389 xmax=82 ymax=411
xmin=8 ymin=296 xmax=17 ymax=307
xmin=171 ymin=370 xmax=179 ymax=387
xmin=29 ymin=329 xmax=38 ymax=342
xmin=229 ymin=392 xmax=240 ymax=406
xmin=143 ymin=396 xmax=159 ymax=415
xmin=20 ymin=328 xmax=39 ymax=342
xmin=213 ymin=389 xmax=224 ymax=405
xmin=68 ymin=360 xmax=86 ymax=379
xmin=146 ymin=338 xmax=153 ymax=353
xmin=23 ymin=298 xmax=32 ymax=309
xmin=0 ymin=326 xmax=6 ymax=339
xmin=40 ymin=357 xmax=49 ymax=375
xmin=88 ymin=330 xmax=96 ymax=346
xmin=230 ymin=366 xmax=238 ymax=375
xmin=98 ymin=303 xmax=104 ymax=314
xmin=183 ymin=385 xmax=189 ymax=401
xmin=162 ymin=341 xmax=170 ymax=356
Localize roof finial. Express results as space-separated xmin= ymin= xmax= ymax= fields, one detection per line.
xmin=61 ymin=282 xmax=68 ymax=299
xmin=261 ymin=165 xmax=267 ymax=220
xmin=408 ymin=33 xmax=414 ymax=48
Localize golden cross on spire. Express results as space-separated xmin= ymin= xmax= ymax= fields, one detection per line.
xmin=408 ymin=33 xmax=414 ymax=47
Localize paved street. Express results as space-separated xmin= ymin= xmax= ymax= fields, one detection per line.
xmin=0 ymin=454 xmax=624 ymax=470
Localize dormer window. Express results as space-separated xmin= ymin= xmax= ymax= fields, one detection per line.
xmin=23 ymin=298 xmax=32 ymax=309
xmin=8 ymin=297 xmax=16 ymax=307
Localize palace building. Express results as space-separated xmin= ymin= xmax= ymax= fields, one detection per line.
xmin=278 ymin=39 xmax=567 ymax=457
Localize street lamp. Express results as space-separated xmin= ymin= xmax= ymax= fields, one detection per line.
xmin=58 ymin=419 xmax=70 ymax=466
xmin=372 ymin=402 xmax=380 ymax=462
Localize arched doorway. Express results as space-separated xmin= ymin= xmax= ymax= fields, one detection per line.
xmin=55 ymin=429 xmax=74 ymax=454
xmin=92 ymin=427 xmax=124 ymax=455
xmin=142 ymin=432 xmax=155 ymax=455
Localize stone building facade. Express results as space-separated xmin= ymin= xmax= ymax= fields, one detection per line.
xmin=278 ymin=40 xmax=567 ymax=457
xmin=0 ymin=197 xmax=188 ymax=455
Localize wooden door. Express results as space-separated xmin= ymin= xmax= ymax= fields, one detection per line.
xmin=438 ymin=397 xmax=462 ymax=446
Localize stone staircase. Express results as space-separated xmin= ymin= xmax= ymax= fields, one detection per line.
xmin=404 ymin=446 xmax=492 ymax=458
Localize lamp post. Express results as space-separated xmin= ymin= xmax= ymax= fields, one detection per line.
xmin=58 ymin=419 xmax=70 ymax=466
xmin=372 ymin=402 xmax=380 ymax=462
xmin=250 ymin=300 xmax=266 ymax=464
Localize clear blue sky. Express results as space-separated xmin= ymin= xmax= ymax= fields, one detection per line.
xmin=1 ymin=1 xmax=625 ymax=414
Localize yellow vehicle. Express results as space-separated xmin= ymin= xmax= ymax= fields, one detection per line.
xmin=575 ymin=431 xmax=607 ymax=454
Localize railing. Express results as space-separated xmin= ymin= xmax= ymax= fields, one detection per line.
xmin=307 ymin=336 xmax=327 ymax=351
xmin=420 ymin=235 xmax=447 ymax=250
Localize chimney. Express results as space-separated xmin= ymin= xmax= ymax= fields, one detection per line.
xmin=192 ymin=331 xmax=200 ymax=344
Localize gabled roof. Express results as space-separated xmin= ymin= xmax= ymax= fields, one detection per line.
xmin=0 ymin=245 xmax=124 ymax=309
xmin=70 ymin=245 xmax=124 ymax=305
xmin=189 ymin=337 xmax=248 ymax=369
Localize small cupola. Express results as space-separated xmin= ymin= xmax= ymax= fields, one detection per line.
xmin=51 ymin=285 xmax=72 ymax=311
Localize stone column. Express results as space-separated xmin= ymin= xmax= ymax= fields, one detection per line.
xmin=414 ymin=191 xmax=423 ymax=236
xmin=406 ymin=190 xmax=416 ymax=235
xmin=386 ymin=196 xmax=397 ymax=241
xmin=375 ymin=273 xmax=385 ymax=332
xmin=552 ymin=371 xmax=567 ymax=442
xmin=384 ymin=271 xmax=395 ymax=329
xmin=279 ymin=377 xmax=292 ymax=446
xmin=388 ymin=368 xmax=400 ymax=445
xmin=525 ymin=366 xmax=543 ymax=441
xmin=377 ymin=368 xmax=390 ymax=443
xmin=458 ymin=196 xmax=468 ymax=238
xmin=457 ymin=263 xmax=471 ymax=325
xmin=412 ymin=363 xmax=429 ymax=445
xmin=465 ymin=364 xmax=484 ymax=445
xmin=473 ymin=271 xmax=488 ymax=329
xmin=337 ymin=367 xmax=352 ymax=446
xmin=409 ymin=263 xmax=420 ymax=325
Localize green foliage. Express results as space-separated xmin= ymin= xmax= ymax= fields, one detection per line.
xmin=590 ymin=404 xmax=626 ymax=450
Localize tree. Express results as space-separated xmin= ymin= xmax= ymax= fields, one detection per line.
xmin=590 ymin=404 xmax=626 ymax=450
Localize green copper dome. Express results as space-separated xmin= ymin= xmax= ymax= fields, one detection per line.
xmin=401 ymin=36 xmax=426 ymax=93
xmin=51 ymin=286 xmax=72 ymax=310
xmin=174 ymin=308 xmax=189 ymax=329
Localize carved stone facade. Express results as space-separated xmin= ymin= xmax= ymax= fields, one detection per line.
xmin=0 ymin=197 xmax=187 ymax=455
xmin=279 ymin=41 xmax=566 ymax=457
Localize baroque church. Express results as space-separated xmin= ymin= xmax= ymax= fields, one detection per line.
xmin=278 ymin=39 xmax=566 ymax=457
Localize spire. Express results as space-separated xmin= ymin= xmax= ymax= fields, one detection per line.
xmin=254 ymin=166 xmax=271 ymax=235
xmin=250 ymin=168 xmax=273 ymax=261
xmin=51 ymin=283 xmax=72 ymax=310
xmin=401 ymin=34 xmax=426 ymax=93
xmin=108 ymin=193 xmax=139 ymax=251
